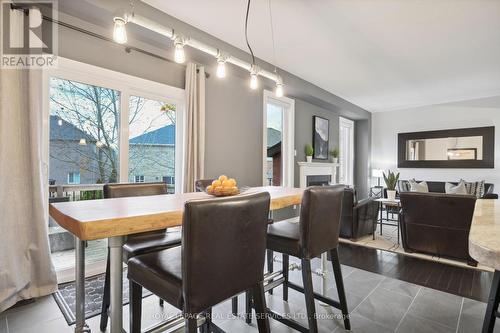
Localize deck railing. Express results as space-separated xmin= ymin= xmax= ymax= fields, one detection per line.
xmin=49 ymin=183 xmax=175 ymax=201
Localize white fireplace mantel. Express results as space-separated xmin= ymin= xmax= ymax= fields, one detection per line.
xmin=297 ymin=162 xmax=340 ymax=188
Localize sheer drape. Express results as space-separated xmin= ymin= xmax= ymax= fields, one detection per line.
xmin=0 ymin=68 xmax=57 ymax=312
xmin=183 ymin=63 xmax=206 ymax=192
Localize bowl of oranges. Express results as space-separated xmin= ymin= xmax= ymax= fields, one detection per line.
xmin=206 ymin=175 xmax=239 ymax=197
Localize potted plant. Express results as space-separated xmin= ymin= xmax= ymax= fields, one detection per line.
xmin=383 ymin=170 xmax=400 ymax=201
xmin=330 ymin=148 xmax=339 ymax=163
xmin=305 ymin=144 xmax=314 ymax=162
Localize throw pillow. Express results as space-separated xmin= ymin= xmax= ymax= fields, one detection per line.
xmin=445 ymin=181 xmax=468 ymax=195
xmin=409 ymin=179 xmax=429 ymax=193
xmin=462 ymin=179 xmax=486 ymax=198
xmin=399 ymin=180 xmax=411 ymax=192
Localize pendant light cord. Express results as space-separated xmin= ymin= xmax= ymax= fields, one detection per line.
xmin=245 ymin=0 xmax=256 ymax=66
xmin=268 ymin=0 xmax=277 ymax=71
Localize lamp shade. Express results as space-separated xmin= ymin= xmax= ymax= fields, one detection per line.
xmin=372 ymin=169 xmax=383 ymax=178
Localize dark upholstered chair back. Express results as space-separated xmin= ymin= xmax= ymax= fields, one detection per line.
xmin=194 ymin=179 xmax=214 ymax=192
xmin=400 ymin=192 xmax=477 ymax=263
xmin=103 ymin=182 xmax=167 ymax=198
xmin=400 ymin=192 xmax=476 ymax=229
xmin=299 ymin=185 xmax=344 ymax=259
xmin=181 ymin=192 xmax=270 ymax=313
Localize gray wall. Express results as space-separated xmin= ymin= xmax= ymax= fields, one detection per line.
xmin=55 ymin=0 xmax=372 ymax=196
xmin=294 ymin=100 xmax=340 ymax=185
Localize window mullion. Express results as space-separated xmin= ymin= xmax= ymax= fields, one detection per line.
xmin=119 ymin=90 xmax=130 ymax=183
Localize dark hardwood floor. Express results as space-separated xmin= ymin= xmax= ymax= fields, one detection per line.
xmin=338 ymin=243 xmax=493 ymax=303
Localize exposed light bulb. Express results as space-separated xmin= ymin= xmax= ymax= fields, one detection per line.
xmin=57 ymin=118 xmax=63 ymax=126
xmin=250 ymin=72 xmax=258 ymax=90
xmin=275 ymin=82 xmax=284 ymax=97
xmin=113 ymin=17 xmax=127 ymax=44
xmin=79 ymin=138 xmax=87 ymax=146
xmin=216 ymin=60 xmax=226 ymax=78
xmin=174 ymin=42 xmax=185 ymax=63
xmin=96 ymin=140 xmax=104 ymax=148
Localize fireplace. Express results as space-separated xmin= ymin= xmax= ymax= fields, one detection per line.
xmin=297 ymin=161 xmax=339 ymax=188
xmin=307 ymin=175 xmax=331 ymax=186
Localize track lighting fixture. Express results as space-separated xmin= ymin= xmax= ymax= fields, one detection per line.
xmin=216 ymin=52 xmax=228 ymax=78
xmin=174 ymin=37 xmax=186 ymax=64
xmin=216 ymin=59 xmax=226 ymax=78
xmin=275 ymin=79 xmax=284 ymax=97
xmin=113 ymin=17 xmax=127 ymax=44
xmin=111 ymin=2 xmax=285 ymax=93
xmin=250 ymin=66 xmax=259 ymax=90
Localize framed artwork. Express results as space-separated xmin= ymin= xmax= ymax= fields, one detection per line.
xmin=313 ymin=116 xmax=329 ymax=160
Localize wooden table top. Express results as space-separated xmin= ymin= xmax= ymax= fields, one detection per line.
xmin=469 ymin=199 xmax=500 ymax=270
xmin=49 ymin=186 xmax=304 ymax=241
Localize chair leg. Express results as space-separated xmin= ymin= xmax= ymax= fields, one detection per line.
xmin=330 ymin=248 xmax=351 ymax=330
xmin=267 ymin=250 xmax=274 ymax=295
xmin=301 ymin=258 xmax=318 ymax=333
xmin=99 ymin=252 xmax=111 ymax=331
xmin=282 ymin=254 xmax=289 ymax=302
xmin=245 ymin=290 xmax=252 ymax=324
xmin=201 ymin=308 xmax=212 ymax=333
xmin=129 ymin=280 xmax=143 ymax=333
xmin=252 ymin=283 xmax=271 ymax=333
xmin=231 ymin=296 xmax=238 ymax=316
xmin=186 ymin=317 xmax=198 ymax=333
xmin=482 ymin=270 xmax=500 ymax=333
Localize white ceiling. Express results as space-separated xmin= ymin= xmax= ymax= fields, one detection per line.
xmin=143 ymin=0 xmax=500 ymax=112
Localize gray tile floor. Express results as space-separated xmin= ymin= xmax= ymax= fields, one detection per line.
xmin=0 ymin=256 xmax=496 ymax=333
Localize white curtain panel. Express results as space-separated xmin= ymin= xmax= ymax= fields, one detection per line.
xmin=0 ymin=68 xmax=57 ymax=312
xmin=183 ymin=63 xmax=206 ymax=192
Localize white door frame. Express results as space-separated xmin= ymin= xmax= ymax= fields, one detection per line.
xmin=339 ymin=116 xmax=355 ymax=185
xmin=262 ymin=90 xmax=295 ymax=187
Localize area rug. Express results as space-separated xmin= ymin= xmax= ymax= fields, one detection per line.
xmin=53 ymin=269 xmax=153 ymax=325
xmin=339 ymin=224 xmax=494 ymax=272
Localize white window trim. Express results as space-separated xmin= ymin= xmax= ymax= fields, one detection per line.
xmin=339 ymin=116 xmax=355 ymax=185
xmin=42 ymin=57 xmax=186 ymax=193
xmin=262 ymin=90 xmax=295 ymax=187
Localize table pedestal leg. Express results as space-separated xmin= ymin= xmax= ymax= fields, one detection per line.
xmin=75 ymin=239 xmax=90 ymax=333
xmin=109 ymin=236 xmax=125 ymax=333
xmin=315 ymin=252 xmax=329 ymax=307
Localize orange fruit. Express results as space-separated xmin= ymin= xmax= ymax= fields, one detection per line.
xmin=206 ymin=185 xmax=213 ymax=193
xmin=212 ymin=179 xmax=222 ymax=187
xmin=222 ymin=179 xmax=232 ymax=188
xmin=218 ymin=175 xmax=228 ymax=182
xmin=228 ymin=178 xmax=237 ymax=187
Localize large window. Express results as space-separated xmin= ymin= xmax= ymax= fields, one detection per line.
xmin=262 ymin=90 xmax=295 ymax=187
xmin=44 ymin=58 xmax=185 ymax=279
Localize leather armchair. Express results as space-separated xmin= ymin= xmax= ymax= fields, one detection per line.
xmin=339 ymin=188 xmax=379 ymax=241
xmin=400 ymin=192 xmax=478 ymax=266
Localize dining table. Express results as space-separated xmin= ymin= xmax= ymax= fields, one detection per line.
xmin=49 ymin=186 xmax=304 ymax=333
xmin=469 ymin=199 xmax=500 ymax=333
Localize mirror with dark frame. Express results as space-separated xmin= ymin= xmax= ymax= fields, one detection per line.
xmin=398 ymin=126 xmax=495 ymax=168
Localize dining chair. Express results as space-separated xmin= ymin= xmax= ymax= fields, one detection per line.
xmin=99 ymin=182 xmax=182 ymax=331
xmin=194 ymin=179 xmax=214 ymax=192
xmin=127 ymin=192 xmax=272 ymax=333
xmin=265 ymin=185 xmax=350 ymax=332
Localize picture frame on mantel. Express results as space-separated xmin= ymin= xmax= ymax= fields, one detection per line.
xmin=313 ymin=116 xmax=329 ymax=160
